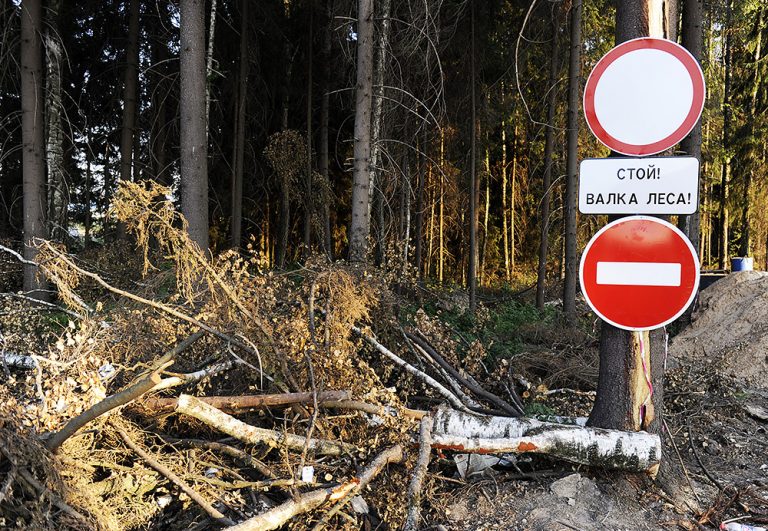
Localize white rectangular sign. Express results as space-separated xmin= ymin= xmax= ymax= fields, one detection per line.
xmin=596 ymin=261 xmax=682 ymax=287
xmin=579 ymin=157 xmax=699 ymax=215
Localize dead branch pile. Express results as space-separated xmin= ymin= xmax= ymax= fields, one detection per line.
xmin=0 ymin=181 xmax=656 ymax=530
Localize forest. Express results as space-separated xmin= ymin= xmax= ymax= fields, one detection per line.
xmin=1 ymin=0 xmax=768 ymax=530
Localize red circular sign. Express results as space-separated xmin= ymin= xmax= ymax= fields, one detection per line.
xmin=584 ymin=38 xmax=706 ymax=156
xmin=579 ymin=216 xmax=700 ymax=331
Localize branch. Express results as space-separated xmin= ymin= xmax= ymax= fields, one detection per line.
xmin=116 ymin=426 xmax=234 ymax=526
xmin=404 ymin=415 xmax=433 ymax=531
xmin=45 ymin=372 xmax=162 ymax=453
xmin=141 ymin=391 xmax=351 ymax=414
xmin=351 ymin=326 xmax=469 ymax=412
xmin=175 ymin=395 xmax=356 ymax=456
xmin=224 ymin=444 xmax=404 ymax=531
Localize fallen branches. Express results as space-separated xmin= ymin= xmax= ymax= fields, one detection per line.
xmin=46 ymin=372 xmax=162 ymax=453
xmin=430 ymin=407 xmax=661 ymax=475
xmin=116 ymin=426 xmax=235 ymax=526
xmin=406 ymin=331 xmax=524 ymax=416
xmin=225 ymin=444 xmax=404 ymax=531
xmin=142 ymin=390 xmax=351 ymax=414
xmin=404 ymin=415 xmax=433 ymax=531
xmin=352 ymin=326 xmax=469 ymax=412
xmin=175 ymin=395 xmax=357 ymax=456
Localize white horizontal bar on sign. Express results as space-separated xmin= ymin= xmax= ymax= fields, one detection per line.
xmin=596 ymin=261 xmax=681 ymax=287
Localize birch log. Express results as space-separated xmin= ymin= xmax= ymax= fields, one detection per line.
xmin=431 ymin=407 xmax=660 ymax=475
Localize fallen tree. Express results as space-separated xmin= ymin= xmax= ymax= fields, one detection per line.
xmin=430 ymin=406 xmax=661 ymax=475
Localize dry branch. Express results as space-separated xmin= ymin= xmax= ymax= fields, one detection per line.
xmin=175 ymin=395 xmax=356 ymax=456
xmin=351 ymin=326 xmax=469 ymax=412
xmin=322 ymin=399 xmax=426 ymax=420
xmin=406 ymin=331 xmax=524 ymax=416
xmin=116 ymin=426 xmax=235 ymax=526
xmin=225 ymin=444 xmax=404 ymax=531
xmin=404 ymin=415 xmax=433 ymax=531
xmin=142 ymin=391 xmax=351 ymax=414
xmin=430 ymin=407 xmax=661 ymax=475
xmin=45 ymin=372 xmax=162 ymax=452
xmin=160 ymin=436 xmax=276 ymax=479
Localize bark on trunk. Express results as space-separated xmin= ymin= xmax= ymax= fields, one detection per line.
xmin=468 ymin=1 xmax=478 ymax=313
xmin=303 ymin=7 xmax=314 ymax=257
xmin=318 ymin=0 xmax=334 ymax=259
xmin=718 ymin=0 xmax=733 ymax=269
xmin=118 ymin=0 xmax=140 ymax=240
xmin=230 ymin=0 xmax=248 ymax=249
xmin=431 ymin=407 xmax=661 ymax=475
xmin=45 ymin=0 xmax=66 ymax=242
xmin=536 ymin=9 xmax=561 ymax=310
xmin=348 ymin=0 xmax=375 ymax=262
xmin=180 ymin=0 xmax=210 ymax=250
xmin=678 ymin=0 xmax=704 ymax=252
xmin=562 ymin=0 xmax=581 ymax=324
xmin=20 ymin=0 xmax=47 ymax=300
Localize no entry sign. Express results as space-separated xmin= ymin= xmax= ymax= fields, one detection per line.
xmin=584 ymin=38 xmax=705 ymax=156
xmin=579 ymin=216 xmax=700 ymax=331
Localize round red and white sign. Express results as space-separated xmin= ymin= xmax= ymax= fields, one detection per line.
xmin=579 ymin=216 xmax=700 ymax=331
xmin=583 ymin=38 xmax=705 ymax=156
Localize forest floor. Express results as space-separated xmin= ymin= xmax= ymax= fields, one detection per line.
xmin=0 ymin=213 xmax=767 ymax=530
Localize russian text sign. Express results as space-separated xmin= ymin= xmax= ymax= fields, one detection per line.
xmin=579 ymin=216 xmax=700 ymax=331
xmin=579 ymin=157 xmax=699 ymax=215
xmin=583 ymin=38 xmax=705 ymax=156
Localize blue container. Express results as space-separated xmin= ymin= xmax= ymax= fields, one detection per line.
xmin=731 ymin=257 xmax=754 ymax=272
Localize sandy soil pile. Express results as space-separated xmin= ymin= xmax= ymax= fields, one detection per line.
xmin=671 ymin=271 xmax=768 ymax=387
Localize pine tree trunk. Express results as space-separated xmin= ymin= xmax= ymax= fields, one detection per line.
xmin=204 ymin=0 xmax=217 ymax=136
xmin=348 ymin=0 xmax=375 ymax=262
xmin=501 ymin=111 xmax=510 ymax=282
xmin=319 ymin=0 xmax=334 ymax=259
xmin=151 ymin=24 xmax=170 ymax=186
xmin=678 ymin=0 xmax=704 ymax=252
xmin=45 ymin=0 xmax=66 ymax=242
xmin=739 ymin=7 xmax=762 ymax=257
xmin=414 ymin=130 xmax=426 ymax=278
xmin=303 ymin=7 xmax=314 ymax=257
xmin=718 ymin=0 xmax=733 ymax=270
xmin=118 ymin=0 xmax=140 ymax=241
xmin=230 ymin=0 xmax=248 ymax=249
xmin=468 ymin=1 xmax=478 ymax=314
xmin=180 ymin=0 xmax=210 ymax=250
xmin=562 ymin=0 xmax=581 ymax=324
xmin=370 ymin=0 xmax=392 ymax=265
xmin=536 ymin=9 xmax=561 ymax=310
xmin=20 ymin=0 xmax=47 ymax=299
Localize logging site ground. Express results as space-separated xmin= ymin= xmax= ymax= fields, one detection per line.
xmin=1 ymin=203 xmax=767 ymax=531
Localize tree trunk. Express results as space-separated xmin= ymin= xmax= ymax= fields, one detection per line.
xmin=678 ymin=0 xmax=703 ymax=252
xmin=468 ymin=1 xmax=478 ymax=313
xmin=536 ymin=9 xmax=561 ymax=310
xmin=510 ymin=124 xmax=517 ymax=274
xmin=275 ymin=16 xmax=295 ymax=268
xmin=151 ymin=24 xmax=170 ymax=186
xmin=318 ymin=0 xmax=334 ymax=259
xmin=562 ymin=0 xmax=581 ymax=324
xmin=180 ymin=0 xmax=210 ymax=251
xmin=303 ymin=6 xmax=314 ymax=257
xmin=414 ymin=130 xmax=427 ymax=278
xmin=348 ymin=0 xmax=375 ymax=263
xmin=439 ymin=129 xmax=445 ymax=283
xmin=117 ymin=0 xmax=140 ymax=241
xmin=230 ymin=0 xmax=248 ymax=249
xmin=739 ymin=7 xmax=763 ymax=258
xmin=589 ymin=0 xmax=676 ymax=440
xmin=204 ymin=0 xmax=217 ymax=137
xmin=501 ymin=110 xmax=510 ymax=282
xmin=370 ymin=0 xmax=392 ymax=265
xmin=45 ymin=0 xmax=66 ymax=242
xmin=718 ymin=0 xmax=733 ymax=270
xmin=21 ymin=0 xmax=47 ymax=299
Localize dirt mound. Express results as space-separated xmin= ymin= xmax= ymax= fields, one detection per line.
xmin=671 ymin=271 xmax=768 ymax=387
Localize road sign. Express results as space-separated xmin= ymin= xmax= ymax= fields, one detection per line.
xmin=579 ymin=216 xmax=700 ymax=331
xmin=579 ymin=157 xmax=699 ymax=215
xmin=583 ymin=38 xmax=705 ymax=156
